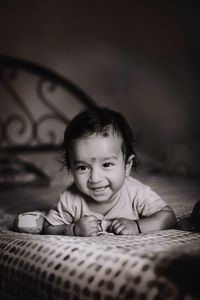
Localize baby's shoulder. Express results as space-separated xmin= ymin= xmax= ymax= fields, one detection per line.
xmin=125 ymin=176 xmax=147 ymax=189
xmin=60 ymin=184 xmax=83 ymax=203
xmin=124 ymin=176 xmax=155 ymax=200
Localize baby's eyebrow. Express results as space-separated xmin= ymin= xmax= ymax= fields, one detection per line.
xmin=73 ymin=156 xmax=118 ymax=164
xmin=103 ymin=156 xmax=118 ymax=161
xmin=72 ymin=160 xmax=87 ymax=165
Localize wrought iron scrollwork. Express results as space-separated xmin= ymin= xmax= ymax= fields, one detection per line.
xmin=0 ymin=68 xmax=34 ymax=145
xmin=0 ymin=55 xmax=96 ymax=148
xmin=0 ymin=55 xmax=96 ymax=185
xmin=0 ymin=68 xmax=69 ymax=146
xmin=36 ymin=78 xmax=70 ymax=145
xmin=5 ymin=113 xmax=33 ymax=145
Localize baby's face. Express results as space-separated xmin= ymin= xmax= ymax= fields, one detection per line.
xmin=70 ymin=133 xmax=132 ymax=204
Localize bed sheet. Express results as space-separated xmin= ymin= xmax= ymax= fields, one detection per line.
xmin=0 ymin=228 xmax=200 ymax=300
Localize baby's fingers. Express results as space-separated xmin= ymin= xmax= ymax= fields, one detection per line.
xmin=110 ymin=218 xmax=120 ymax=227
xmin=110 ymin=219 xmax=123 ymax=233
xmin=87 ymin=225 xmax=99 ymax=236
xmin=112 ymin=224 xmax=127 ymax=235
xmin=84 ymin=215 xmax=97 ymax=222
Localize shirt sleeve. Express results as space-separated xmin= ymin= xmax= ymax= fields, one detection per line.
xmin=45 ymin=191 xmax=75 ymax=226
xmin=133 ymin=185 xmax=167 ymax=218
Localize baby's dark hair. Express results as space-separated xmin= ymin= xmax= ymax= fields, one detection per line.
xmin=60 ymin=107 xmax=140 ymax=170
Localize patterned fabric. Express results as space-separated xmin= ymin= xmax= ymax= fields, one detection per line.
xmin=0 ymin=228 xmax=200 ymax=299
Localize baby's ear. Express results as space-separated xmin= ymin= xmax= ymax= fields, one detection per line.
xmin=125 ymin=154 xmax=135 ymax=176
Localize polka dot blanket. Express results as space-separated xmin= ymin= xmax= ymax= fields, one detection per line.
xmin=0 ymin=228 xmax=200 ymax=300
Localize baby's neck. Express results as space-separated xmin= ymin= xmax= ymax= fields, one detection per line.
xmin=86 ymin=190 xmax=121 ymax=216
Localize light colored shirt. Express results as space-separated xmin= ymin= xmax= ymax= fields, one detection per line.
xmin=46 ymin=176 xmax=167 ymax=226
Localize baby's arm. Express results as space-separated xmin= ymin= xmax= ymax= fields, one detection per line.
xmin=110 ymin=206 xmax=177 ymax=235
xmin=43 ymin=215 xmax=99 ymax=237
xmin=137 ymin=205 xmax=177 ymax=233
xmin=43 ymin=220 xmax=74 ymax=235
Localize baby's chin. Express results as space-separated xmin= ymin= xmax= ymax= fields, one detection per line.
xmin=88 ymin=194 xmax=111 ymax=203
xmin=89 ymin=190 xmax=120 ymax=204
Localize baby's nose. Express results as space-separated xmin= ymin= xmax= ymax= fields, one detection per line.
xmin=89 ymin=168 xmax=103 ymax=183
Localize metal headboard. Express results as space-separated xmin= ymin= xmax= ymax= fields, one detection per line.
xmin=0 ymin=55 xmax=97 ymax=186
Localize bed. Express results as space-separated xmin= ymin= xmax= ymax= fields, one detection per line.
xmin=0 ymin=56 xmax=200 ymax=300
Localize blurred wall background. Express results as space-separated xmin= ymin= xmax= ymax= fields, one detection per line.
xmin=0 ymin=0 xmax=199 ymax=176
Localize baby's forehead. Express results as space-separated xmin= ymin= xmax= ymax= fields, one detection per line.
xmin=71 ymin=132 xmax=123 ymax=153
xmin=79 ymin=131 xmax=123 ymax=144
xmin=69 ymin=132 xmax=126 ymax=164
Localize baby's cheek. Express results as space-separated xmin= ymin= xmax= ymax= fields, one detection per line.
xmin=74 ymin=177 xmax=86 ymax=190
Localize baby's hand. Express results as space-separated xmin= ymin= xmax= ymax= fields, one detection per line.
xmin=75 ymin=215 xmax=99 ymax=237
xmin=110 ymin=218 xmax=139 ymax=235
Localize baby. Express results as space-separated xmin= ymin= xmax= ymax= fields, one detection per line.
xmin=43 ymin=107 xmax=177 ymax=236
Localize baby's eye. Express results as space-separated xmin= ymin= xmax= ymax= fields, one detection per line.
xmin=103 ymin=162 xmax=114 ymax=168
xmin=75 ymin=165 xmax=88 ymax=171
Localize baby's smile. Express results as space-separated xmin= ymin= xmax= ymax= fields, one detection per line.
xmin=90 ymin=185 xmax=109 ymax=192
